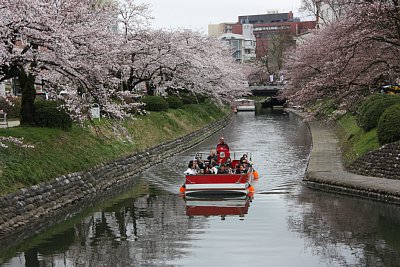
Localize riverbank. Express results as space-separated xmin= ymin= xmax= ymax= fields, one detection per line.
xmin=288 ymin=109 xmax=400 ymax=205
xmin=0 ymin=105 xmax=232 ymax=249
xmin=0 ymin=102 xmax=227 ymax=195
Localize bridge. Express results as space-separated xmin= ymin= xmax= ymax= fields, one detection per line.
xmin=250 ymin=85 xmax=287 ymax=108
xmin=250 ymin=85 xmax=284 ymax=96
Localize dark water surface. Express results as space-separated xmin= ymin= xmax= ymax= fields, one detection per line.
xmin=2 ymin=111 xmax=400 ymax=267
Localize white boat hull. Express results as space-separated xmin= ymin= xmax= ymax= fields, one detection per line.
xmin=185 ymin=183 xmax=249 ymax=196
xmin=236 ymin=105 xmax=255 ymax=111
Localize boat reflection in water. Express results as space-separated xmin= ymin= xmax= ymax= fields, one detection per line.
xmin=184 ymin=195 xmax=253 ymax=220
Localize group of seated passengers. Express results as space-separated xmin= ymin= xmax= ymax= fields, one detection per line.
xmin=184 ymin=152 xmax=250 ymax=175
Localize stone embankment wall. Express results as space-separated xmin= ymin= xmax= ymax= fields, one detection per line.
xmin=349 ymin=142 xmax=400 ymax=180
xmin=0 ymin=114 xmax=232 ymax=248
xmin=288 ymin=108 xmax=400 ymax=205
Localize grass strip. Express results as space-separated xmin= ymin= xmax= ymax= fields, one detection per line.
xmin=336 ymin=113 xmax=379 ymax=166
xmin=0 ymin=102 xmax=227 ymax=195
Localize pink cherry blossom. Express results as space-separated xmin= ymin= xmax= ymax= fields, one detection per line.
xmin=282 ymin=0 xmax=400 ymax=113
xmin=1 ymin=0 xmax=251 ymax=127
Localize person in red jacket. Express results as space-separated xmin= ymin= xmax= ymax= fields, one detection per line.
xmin=216 ymin=137 xmax=230 ymax=164
xmin=216 ymin=137 xmax=229 ymax=150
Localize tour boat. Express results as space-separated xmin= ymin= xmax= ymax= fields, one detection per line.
xmin=180 ymin=142 xmax=257 ymax=197
xmin=183 ymin=169 xmax=254 ymax=196
xmin=234 ymin=98 xmax=255 ymax=111
xmin=185 ymin=196 xmax=252 ymax=218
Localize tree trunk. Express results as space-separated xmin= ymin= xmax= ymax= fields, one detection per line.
xmin=19 ymin=69 xmax=36 ymax=125
xmin=145 ymin=81 xmax=156 ymax=96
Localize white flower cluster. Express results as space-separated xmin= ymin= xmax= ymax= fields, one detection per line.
xmin=1 ymin=0 xmax=252 ymax=135
xmin=0 ymin=136 xmax=35 ymax=149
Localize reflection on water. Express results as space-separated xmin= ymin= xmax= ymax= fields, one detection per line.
xmin=2 ymin=110 xmax=400 ymax=267
xmin=287 ymin=187 xmax=400 ymax=267
xmin=185 ymin=196 xmax=252 ymax=219
xmin=1 ymin=187 xmax=204 ymax=267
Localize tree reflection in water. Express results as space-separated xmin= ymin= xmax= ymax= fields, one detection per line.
xmin=4 ymin=111 xmax=400 ymax=267
xmin=287 ymin=187 xmax=400 ymax=267
xmin=1 ymin=193 xmax=207 ymax=267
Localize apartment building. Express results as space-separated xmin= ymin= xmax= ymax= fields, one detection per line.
xmin=232 ymin=12 xmax=316 ymax=58
xmin=209 ymin=11 xmax=316 ymax=60
xmin=218 ymin=23 xmax=256 ymax=63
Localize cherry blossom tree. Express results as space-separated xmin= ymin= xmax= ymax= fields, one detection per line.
xmin=117 ymin=28 xmax=249 ymax=101
xmin=254 ymin=31 xmax=296 ymax=84
xmin=1 ymin=0 xmax=250 ymax=130
xmin=0 ymin=0 xmax=137 ymax=124
xmin=300 ymin=0 xmax=352 ymax=27
xmin=118 ymin=0 xmax=153 ymax=36
xmin=116 ymin=0 xmax=250 ymax=100
xmin=281 ymin=0 xmax=400 ymax=112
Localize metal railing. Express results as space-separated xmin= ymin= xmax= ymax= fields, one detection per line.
xmin=0 ymin=111 xmax=8 ymax=128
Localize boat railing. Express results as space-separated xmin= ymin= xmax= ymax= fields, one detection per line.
xmin=194 ymin=151 xmax=253 ymax=161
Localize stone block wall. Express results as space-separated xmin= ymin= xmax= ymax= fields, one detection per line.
xmin=349 ymin=142 xmax=400 ymax=180
xmin=0 ymin=114 xmax=232 ymax=248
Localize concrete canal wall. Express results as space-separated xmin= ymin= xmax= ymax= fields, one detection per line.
xmin=0 ymin=114 xmax=232 ymax=248
xmin=288 ymin=109 xmax=400 ymax=205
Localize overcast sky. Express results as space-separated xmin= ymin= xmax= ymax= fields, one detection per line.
xmin=139 ymin=0 xmax=308 ymax=34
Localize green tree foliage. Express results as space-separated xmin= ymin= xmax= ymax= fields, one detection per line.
xmin=180 ymin=93 xmax=197 ymax=105
xmin=194 ymin=93 xmax=207 ymax=103
xmin=357 ymin=94 xmax=387 ymax=115
xmin=142 ymin=96 xmax=169 ymax=111
xmin=165 ymin=96 xmax=183 ymax=109
xmin=357 ymin=94 xmax=400 ymax=131
xmin=377 ymin=104 xmax=400 ymax=144
xmin=34 ymin=101 xmax=72 ymax=130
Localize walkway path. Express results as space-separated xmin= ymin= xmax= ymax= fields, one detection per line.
xmin=289 ymin=109 xmax=400 ymax=204
xmin=0 ymin=119 xmax=19 ymax=128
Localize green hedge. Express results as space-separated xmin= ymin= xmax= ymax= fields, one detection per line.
xmin=377 ymin=104 xmax=400 ymax=144
xmin=142 ymin=96 xmax=169 ymax=111
xmin=180 ymin=93 xmax=197 ymax=105
xmin=194 ymin=93 xmax=207 ymax=103
xmin=34 ymin=100 xmax=72 ymax=130
xmin=0 ymin=97 xmax=21 ymax=119
xmin=357 ymin=94 xmax=387 ymax=116
xmin=357 ymin=94 xmax=400 ymax=131
xmin=165 ymin=96 xmax=183 ymax=109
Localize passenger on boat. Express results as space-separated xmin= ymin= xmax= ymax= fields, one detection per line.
xmin=207 ymin=149 xmax=218 ymax=163
xmin=216 ymin=137 xmax=229 ymax=150
xmin=216 ymin=137 xmax=230 ymax=165
xmin=225 ymin=157 xmax=232 ymax=167
xmin=195 ymin=156 xmax=205 ymax=170
xmin=240 ymin=154 xmax=248 ymax=164
xmin=226 ymin=164 xmax=233 ymax=174
xmin=203 ymin=165 xmax=212 ymax=174
xmin=235 ymin=164 xmax=247 ymax=174
xmin=184 ymin=160 xmax=198 ymax=175
xmin=217 ymin=164 xmax=230 ymax=174
xmin=210 ymin=161 xmax=219 ymax=174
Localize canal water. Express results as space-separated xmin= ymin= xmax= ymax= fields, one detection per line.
xmin=1 ymin=110 xmax=400 ymax=267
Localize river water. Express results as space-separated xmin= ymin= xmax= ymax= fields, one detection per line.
xmin=1 ymin=110 xmax=400 ymax=267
